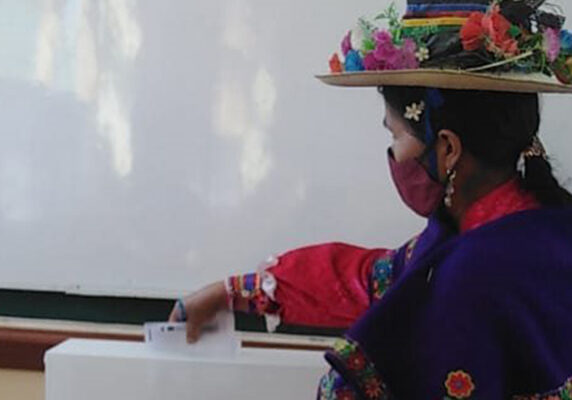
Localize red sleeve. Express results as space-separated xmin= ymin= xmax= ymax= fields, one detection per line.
xmin=227 ymin=243 xmax=393 ymax=329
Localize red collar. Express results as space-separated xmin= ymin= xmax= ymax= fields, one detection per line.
xmin=460 ymin=178 xmax=540 ymax=233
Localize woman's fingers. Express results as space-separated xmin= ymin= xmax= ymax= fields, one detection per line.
xmin=186 ymin=318 xmax=201 ymax=343
xmin=167 ymin=298 xmax=199 ymax=342
xmin=167 ymin=282 xmax=228 ymax=342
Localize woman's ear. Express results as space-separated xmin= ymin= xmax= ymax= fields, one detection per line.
xmin=436 ymin=129 xmax=463 ymax=177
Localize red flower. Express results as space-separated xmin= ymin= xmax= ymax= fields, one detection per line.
xmin=445 ymin=370 xmax=476 ymax=399
xmin=461 ymin=12 xmax=486 ymax=51
xmin=482 ymin=5 xmax=512 ymax=48
xmin=496 ymin=38 xmax=519 ymax=56
xmin=329 ymin=53 xmax=344 ymax=73
xmin=335 ymin=388 xmax=356 ymax=400
xmin=460 ymin=6 xmax=519 ymax=56
xmin=347 ymin=352 xmax=367 ymax=371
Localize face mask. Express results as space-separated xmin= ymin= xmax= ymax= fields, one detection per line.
xmin=387 ymin=148 xmax=444 ymax=217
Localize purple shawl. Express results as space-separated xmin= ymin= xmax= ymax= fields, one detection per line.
xmin=325 ymin=207 xmax=572 ymax=399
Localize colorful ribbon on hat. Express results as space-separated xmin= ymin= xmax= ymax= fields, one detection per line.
xmin=405 ymin=3 xmax=488 ymax=19
xmin=402 ymin=16 xmax=469 ymax=27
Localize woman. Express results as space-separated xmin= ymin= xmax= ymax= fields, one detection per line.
xmin=169 ymin=0 xmax=572 ymax=398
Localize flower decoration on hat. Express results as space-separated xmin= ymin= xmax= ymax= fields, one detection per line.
xmin=460 ymin=4 xmax=520 ymax=57
xmin=328 ymin=0 xmax=572 ymax=86
xmin=416 ymin=47 xmax=430 ymax=62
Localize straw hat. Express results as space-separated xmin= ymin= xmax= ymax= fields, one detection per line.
xmin=316 ymin=0 xmax=572 ymax=93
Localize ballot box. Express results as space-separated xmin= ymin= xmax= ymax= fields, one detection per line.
xmin=45 ymin=338 xmax=329 ymax=399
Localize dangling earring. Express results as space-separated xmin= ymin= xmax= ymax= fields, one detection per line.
xmin=444 ymin=169 xmax=457 ymax=208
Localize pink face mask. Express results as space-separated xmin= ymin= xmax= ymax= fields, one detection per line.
xmin=388 ymin=149 xmax=445 ymax=217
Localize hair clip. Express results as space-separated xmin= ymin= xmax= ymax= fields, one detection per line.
xmin=404 ymin=101 xmax=425 ymax=122
xmin=522 ymin=136 xmax=548 ymax=160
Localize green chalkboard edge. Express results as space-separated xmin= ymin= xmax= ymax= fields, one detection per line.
xmin=0 ymin=289 xmax=343 ymax=337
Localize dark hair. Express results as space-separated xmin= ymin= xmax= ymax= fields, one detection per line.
xmin=380 ymin=86 xmax=572 ymax=207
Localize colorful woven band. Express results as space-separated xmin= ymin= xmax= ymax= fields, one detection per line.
xmin=401 ymin=25 xmax=460 ymax=37
xmin=404 ymin=10 xmax=479 ymax=18
xmin=227 ymin=273 xmax=280 ymax=315
xmin=402 ymin=16 xmax=469 ymax=27
xmin=406 ymin=3 xmax=489 ymax=13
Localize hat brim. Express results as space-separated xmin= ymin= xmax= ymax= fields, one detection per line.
xmin=315 ymin=69 xmax=572 ymax=94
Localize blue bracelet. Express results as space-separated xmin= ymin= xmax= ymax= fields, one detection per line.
xmin=176 ymin=298 xmax=187 ymax=322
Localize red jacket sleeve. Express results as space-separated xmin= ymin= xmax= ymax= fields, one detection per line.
xmin=227 ymin=243 xmax=393 ymax=329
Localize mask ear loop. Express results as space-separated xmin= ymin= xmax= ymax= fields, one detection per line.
xmin=423 ymin=88 xmax=445 ymax=180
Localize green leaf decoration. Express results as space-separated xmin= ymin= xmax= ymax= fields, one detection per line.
xmin=362 ymin=38 xmax=376 ymax=51
xmin=508 ymin=24 xmax=521 ymax=38
xmin=374 ymin=2 xmax=399 ymax=22
xmin=358 ymin=17 xmax=376 ymax=37
xmin=374 ymin=2 xmax=403 ymax=44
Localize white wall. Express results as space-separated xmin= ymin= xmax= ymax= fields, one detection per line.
xmin=0 ymin=0 xmax=569 ymax=299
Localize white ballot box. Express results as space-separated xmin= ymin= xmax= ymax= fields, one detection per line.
xmin=45 ymin=338 xmax=329 ymax=399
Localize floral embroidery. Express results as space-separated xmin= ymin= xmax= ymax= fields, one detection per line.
xmin=327 ymin=338 xmax=391 ymax=400
xmin=347 ymin=352 xmax=367 ymax=371
xmin=365 ymin=377 xmax=384 ymax=398
xmin=444 ymin=370 xmax=476 ymax=399
xmin=319 ymin=369 xmax=360 ymax=400
xmin=319 ymin=369 xmax=337 ymax=397
xmin=371 ymin=252 xmax=394 ymax=301
xmin=226 ymin=273 xmax=280 ymax=315
xmin=335 ymin=389 xmax=357 ymax=400
xmin=460 ymin=178 xmax=539 ymax=233
xmin=512 ymin=376 xmax=572 ymax=400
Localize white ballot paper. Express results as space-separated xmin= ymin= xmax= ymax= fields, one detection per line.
xmin=144 ymin=312 xmax=239 ymax=358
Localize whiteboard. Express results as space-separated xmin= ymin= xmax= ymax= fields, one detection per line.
xmin=0 ymin=0 xmax=570 ymax=298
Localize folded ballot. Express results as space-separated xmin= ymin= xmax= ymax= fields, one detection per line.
xmin=144 ymin=312 xmax=239 ymax=358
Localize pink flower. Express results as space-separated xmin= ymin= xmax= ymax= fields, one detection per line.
xmin=544 ymin=28 xmax=561 ymax=62
xmin=372 ymin=31 xmax=419 ymax=70
xmin=363 ymin=52 xmax=382 ymax=70
xmin=401 ymin=38 xmax=420 ymax=69
xmin=378 ymin=46 xmax=402 ymax=70
xmin=374 ymin=30 xmax=393 ymax=46
xmin=341 ymin=31 xmax=352 ymax=56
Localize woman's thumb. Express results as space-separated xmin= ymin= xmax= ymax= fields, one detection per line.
xmin=186 ymin=321 xmax=201 ymax=343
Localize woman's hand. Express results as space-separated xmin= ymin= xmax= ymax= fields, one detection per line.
xmin=168 ymin=281 xmax=229 ymax=343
